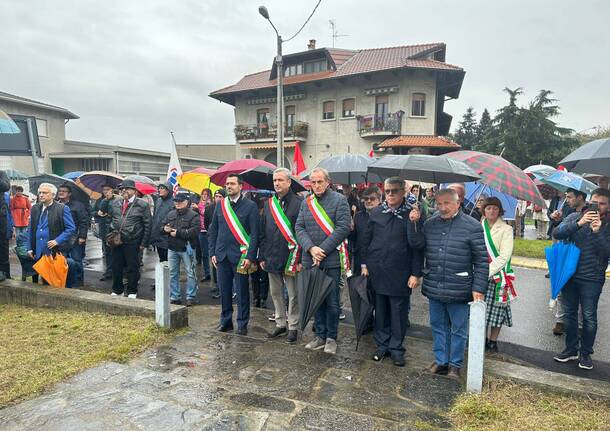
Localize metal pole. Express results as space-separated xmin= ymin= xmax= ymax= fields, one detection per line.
xmin=26 ymin=118 xmax=40 ymax=175
xmin=276 ymin=35 xmax=284 ymax=168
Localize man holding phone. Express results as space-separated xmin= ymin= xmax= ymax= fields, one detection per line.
xmin=553 ymin=188 xmax=610 ymax=370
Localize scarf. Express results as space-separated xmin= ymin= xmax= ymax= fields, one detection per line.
xmin=381 ymin=200 xmax=410 ymax=219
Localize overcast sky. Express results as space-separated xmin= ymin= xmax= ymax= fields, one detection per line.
xmin=1 ymin=0 xmax=608 ymax=151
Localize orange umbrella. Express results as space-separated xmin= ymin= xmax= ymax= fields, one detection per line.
xmin=33 ymin=254 xmax=68 ymax=287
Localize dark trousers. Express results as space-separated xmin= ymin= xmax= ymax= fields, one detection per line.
xmin=314 ymin=267 xmax=342 ymax=341
xmin=250 ymin=268 xmax=269 ymax=301
xmin=112 ymin=242 xmax=141 ymax=295
xmin=198 ymin=232 xmax=211 ymax=278
xmin=0 ymin=237 xmax=10 ymax=278
xmin=157 ymin=247 xmax=168 ymax=262
xmin=374 ymin=294 xmax=411 ymax=358
xmin=68 ymin=243 xmax=86 ymax=284
xmin=217 ymin=258 xmax=250 ymax=329
xmin=562 ymin=278 xmax=603 ymax=356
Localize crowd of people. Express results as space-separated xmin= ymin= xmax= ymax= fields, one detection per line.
xmin=0 ymin=167 xmax=608 ymax=374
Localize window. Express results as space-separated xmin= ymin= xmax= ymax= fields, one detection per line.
xmin=257 ymin=108 xmax=270 ymax=137
xmin=342 ymin=98 xmax=355 ymax=117
xmin=375 ymin=95 xmax=388 ymax=129
xmin=285 ymin=106 xmax=295 ymax=132
xmin=36 ymin=118 xmax=48 ymax=137
xmin=322 ymin=101 xmax=335 ymax=120
xmin=81 ymin=158 xmax=110 ymax=171
xmin=284 ymin=64 xmax=303 ymax=77
xmin=412 ymin=93 xmax=426 ymax=117
xmin=304 ymin=59 xmax=327 ymax=74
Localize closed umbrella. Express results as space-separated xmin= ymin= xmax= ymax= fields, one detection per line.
xmin=545 ymin=242 xmax=581 ymax=300
xmin=33 ymin=253 xmax=69 ymax=287
xmin=347 ymin=275 xmax=375 ymax=351
xmin=559 ymin=138 xmax=610 ymax=176
xmin=368 ymin=154 xmax=481 ymax=183
xmin=541 ymin=171 xmax=597 ymax=196
xmin=304 ymin=154 xmax=381 ymax=184
xmin=297 ymin=267 xmax=334 ymax=332
xmin=240 ymin=165 xmax=306 ymax=193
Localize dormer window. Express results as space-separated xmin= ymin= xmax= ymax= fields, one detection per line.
xmin=284 ymin=64 xmax=303 ymax=77
xmin=304 ymin=59 xmax=327 ymax=74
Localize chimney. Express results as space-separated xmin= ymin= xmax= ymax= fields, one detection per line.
xmin=307 ymin=39 xmax=316 ymax=50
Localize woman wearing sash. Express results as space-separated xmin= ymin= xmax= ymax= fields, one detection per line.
xmin=481 ymin=197 xmax=516 ymax=353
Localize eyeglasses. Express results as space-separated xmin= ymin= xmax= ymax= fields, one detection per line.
xmin=384 ymin=188 xmax=402 ymax=195
xmin=362 ymin=196 xmax=379 ymax=201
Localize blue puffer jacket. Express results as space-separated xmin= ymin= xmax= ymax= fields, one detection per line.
xmin=553 ymin=211 xmax=610 ymax=284
xmin=418 ymin=210 xmax=489 ymax=303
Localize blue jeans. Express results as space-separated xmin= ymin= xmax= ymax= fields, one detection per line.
xmin=168 ymin=247 xmax=198 ymax=300
xmin=217 ymin=258 xmax=250 ymax=329
xmin=314 ymin=267 xmax=341 ymax=341
xmin=68 ymin=243 xmax=86 ymax=284
xmin=198 ymin=232 xmax=211 ymax=278
xmin=562 ymin=278 xmax=603 ymax=356
xmin=428 ymin=298 xmax=469 ymax=368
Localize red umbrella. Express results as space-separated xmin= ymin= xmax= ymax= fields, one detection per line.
xmin=446 ymin=150 xmax=546 ymax=207
xmin=134 ymin=182 xmax=157 ymax=195
xmin=211 ymin=159 xmax=276 ymax=186
xmin=534 ymin=178 xmax=558 ymax=200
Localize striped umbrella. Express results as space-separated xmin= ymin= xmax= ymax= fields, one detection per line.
xmin=446 ymin=150 xmax=546 ymax=207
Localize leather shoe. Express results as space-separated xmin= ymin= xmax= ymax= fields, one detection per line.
xmin=170 ymin=299 xmax=182 ymax=305
xmin=267 ymin=327 xmax=287 ymax=338
xmin=392 ymin=355 xmax=406 ymax=367
xmin=235 ymin=327 xmax=248 ymax=336
xmin=218 ymin=324 xmax=233 ymax=332
xmin=447 ymin=366 xmax=461 ymax=379
xmin=427 ymin=362 xmax=449 ymax=375
xmin=286 ymin=330 xmax=298 ymax=343
xmin=552 ymin=322 xmax=564 ymax=336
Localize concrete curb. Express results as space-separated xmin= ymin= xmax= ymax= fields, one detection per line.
xmin=485 ymin=358 xmax=610 ymax=401
xmin=512 ymin=255 xmax=610 ymax=278
xmin=0 ymin=279 xmax=188 ymax=329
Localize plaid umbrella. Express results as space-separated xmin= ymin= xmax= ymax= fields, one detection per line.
xmin=446 ymin=150 xmax=546 ymax=207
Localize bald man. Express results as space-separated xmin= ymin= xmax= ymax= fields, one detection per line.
xmin=448 ymin=183 xmax=480 ymax=221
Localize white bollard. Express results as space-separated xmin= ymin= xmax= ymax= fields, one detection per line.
xmin=466 ymin=300 xmax=487 ymax=393
xmin=155 ymin=262 xmax=171 ymax=328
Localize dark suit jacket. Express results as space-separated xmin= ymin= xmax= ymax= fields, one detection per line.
xmin=208 ymin=196 xmax=260 ymax=264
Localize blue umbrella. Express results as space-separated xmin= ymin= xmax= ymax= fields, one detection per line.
xmin=545 ymin=242 xmax=580 ymax=300
xmin=541 ymin=171 xmax=597 ymax=196
xmin=463 ymin=181 xmax=518 ymax=220
xmin=63 ymin=171 xmax=84 ymax=180
xmin=0 ymin=109 xmax=20 ymax=134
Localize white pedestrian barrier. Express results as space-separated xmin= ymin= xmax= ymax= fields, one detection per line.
xmin=155 ymin=262 xmax=171 ymax=328
xmin=467 ymin=300 xmax=487 ymax=393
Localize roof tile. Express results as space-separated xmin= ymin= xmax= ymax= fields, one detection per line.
xmin=380 ymin=135 xmax=461 ymax=148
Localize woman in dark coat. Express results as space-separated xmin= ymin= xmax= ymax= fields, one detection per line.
xmin=361 ymin=177 xmax=424 ymax=366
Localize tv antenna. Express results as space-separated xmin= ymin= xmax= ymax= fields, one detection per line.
xmin=329 ymin=19 xmax=348 ymax=47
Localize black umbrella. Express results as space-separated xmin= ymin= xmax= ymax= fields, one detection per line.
xmin=239 ymin=166 xmax=306 ymax=193
xmin=347 ymin=275 xmax=375 ymax=351
xmin=559 ymin=137 xmax=610 ymax=176
xmin=28 ymin=174 xmax=90 ymax=204
xmin=297 ymin=267 xmax=335 ymax=332
xmin=303 ymin=154 xmax=382 ymax=184
xmin=367 ymin=154 xmax=481 ymax=183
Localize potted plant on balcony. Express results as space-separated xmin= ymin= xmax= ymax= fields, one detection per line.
xmin=234 ymin=125 xmax=250 ymax=140
xmin=293 ymin=121 xmax=308 ymax=138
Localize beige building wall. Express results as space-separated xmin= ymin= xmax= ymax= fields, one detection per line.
xmin=232 ymin=69 xmax=437 ymax=169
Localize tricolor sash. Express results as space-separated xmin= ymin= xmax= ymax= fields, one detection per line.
xmin=306 ymin=195 xmax=351 ymax=276
xmin=269 ymin=196 xmax=301 ymax=276
xmin=482 ymin=219 xmax=517 ymax=305
xmin=220 ymin=197 xmax=251 ymax=274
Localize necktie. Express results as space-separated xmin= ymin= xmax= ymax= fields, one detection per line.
xmin=122 ymin=200 xmax=129 ymax=215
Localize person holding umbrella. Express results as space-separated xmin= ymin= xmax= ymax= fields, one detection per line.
xmin=208 ymin=174 xmax=260 ymax=335
xmin=552 ymin=188 xmax=610 ymax=370
xmin=295 ymin=167 xmax=351 ymax=355
xmin=360 ymin=177 xmax=424 ymax=366
xmin=108 ymin=179 xmax=152 ymax=298
xmin=259 ymin=168 xmax=304 ymax=343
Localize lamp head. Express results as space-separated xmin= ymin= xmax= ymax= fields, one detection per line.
xmin=258 ymin=6 xmax=270 ymax=19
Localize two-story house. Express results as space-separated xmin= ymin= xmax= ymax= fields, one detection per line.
xmin=210 ymin=40 xmax=465 ymax=170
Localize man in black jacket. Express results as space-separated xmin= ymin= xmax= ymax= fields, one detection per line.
xmin=0 ymin=170 xmax=10 ymax=281
xmin=410 ymin=188 xmax=488 ymax=378
xmin=361 ymin=177 xmax=423 ymax=367
xmin=552 ymin=188 xmax=610 ymax=370
xmin=150 ymin=183 xmax=173 ymax=263
xmin=162 ymin=191 xmax=200 ymax=306
xmin=349 ymin=186 xmax=381 ymax=276
xmin=108 ymin=179 xmax=152 ymax=298
xmin=95 ymin=184 xmax=116 ymax=281
xmin=58 ymin=183 xmax=89 ymax=287
xmin=260 ymin=168 xmax=303 ymax=343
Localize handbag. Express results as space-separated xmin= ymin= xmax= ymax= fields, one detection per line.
xmin=106 ymin=201 xmax=134 ymax=248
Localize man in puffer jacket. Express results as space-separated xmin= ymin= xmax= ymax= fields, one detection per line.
xmin=410 ymin=188 xmax=488 ymax=379
xmin=150 ymin=182 xmax=174 ymax=263
xmin=552 ymin=188 xmax=610 ymax=371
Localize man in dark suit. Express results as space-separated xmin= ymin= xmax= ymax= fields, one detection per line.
xmin=208 ymin=174 xmax=260 ymax=335
xmin=58 ymin=183 xmax=90 ymax=287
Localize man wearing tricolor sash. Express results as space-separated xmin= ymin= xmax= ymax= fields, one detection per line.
xmin=208 ymin=174 xmax=260 ymax=335
xmin=259 ymin=168 xmax=304 ymax=343
xmin=295 ymin=167 xmax=351 ymax=355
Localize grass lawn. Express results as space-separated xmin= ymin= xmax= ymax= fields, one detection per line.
xmin=450 ymin=378 xmax=610 ymax=431
xmin=0 ymin=304 xmax=184 ymax=407
xmin=513 ymin=238 xmax=551 ymax=259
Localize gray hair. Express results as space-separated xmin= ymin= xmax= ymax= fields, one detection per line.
xmin=437 ymin=188 xmax=459 ymax=202
xmin=310 ymin=167 xmax=331 ymax=182
xmin=38 ymin=182 xmax=57 ymax=196
xmin=273 ymin=167 xmax=292 ymax=180
xmin=384 ymin=176 xmax=405 ymax=189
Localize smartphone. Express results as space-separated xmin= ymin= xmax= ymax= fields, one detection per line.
xmin=588 ymin=202 xmax=599 ymax=213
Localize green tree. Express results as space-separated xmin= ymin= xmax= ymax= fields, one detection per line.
xmin=476 ymin=108 xmax=494 ymax=153
xmin=454 ymin=107 xmax=478 ymax=150
xmin=491 ymin=87 xmax=525 ymax=163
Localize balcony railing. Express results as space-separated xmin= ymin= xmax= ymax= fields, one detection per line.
xmin=234 ymin=121 xmax=308 ymax=142
xmin=356 ymin=111 xmax=404 ymax=137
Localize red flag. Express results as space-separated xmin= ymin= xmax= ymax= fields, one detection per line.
xmin=292 ymin=141 xmax=306 ymax=176
xmin=368 ymin=148 xmax=374 ymax=158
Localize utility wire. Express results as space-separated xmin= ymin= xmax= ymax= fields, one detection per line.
xmin=284 ymin=0 xmax=322 ymax=42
